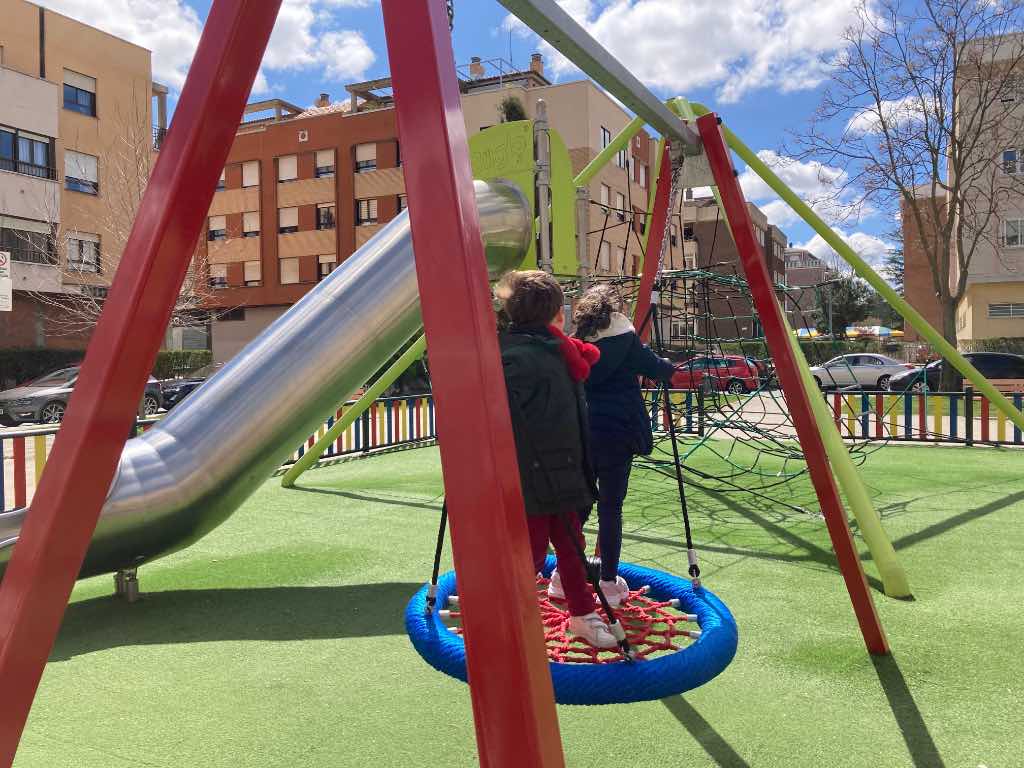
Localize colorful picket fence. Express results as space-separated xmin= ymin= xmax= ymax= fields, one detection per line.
xmin=828 ymin=388 xmax=1024 ymax=446
xmin=1 ymin=397 xmax=437 ymax=515
xmin=287 ymin=395 xmax=436 ymax=465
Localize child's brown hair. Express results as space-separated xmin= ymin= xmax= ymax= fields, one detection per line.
xmin=494 ymin=270 xmax=564 ymax=328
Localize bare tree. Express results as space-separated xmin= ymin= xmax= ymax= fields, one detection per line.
xmin=792 ymin=0 xmax=1024 ymax=387
xmin=19 ymin=96 xmax=218 ymax=339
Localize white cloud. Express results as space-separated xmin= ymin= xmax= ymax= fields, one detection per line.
xmin=504 ymin=0 xmax=862 ymax=102
xmin=798 ymin=229 xmax=892 ymax=269
xmin=846 ymin=96 xmax=933 ymax=135
xmin=40 ymin=0 xmax=376 ymax=95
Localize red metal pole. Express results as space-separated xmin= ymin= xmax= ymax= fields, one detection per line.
xmin=0 ymin=2 xmax=282 ymax=763
xmin=696 ymin=113 xmax=888 ymax=655
xmin=380 ymin=2 xmax=564 ymax=766
xmin=633 ymin=143 xmax=672 ymax=343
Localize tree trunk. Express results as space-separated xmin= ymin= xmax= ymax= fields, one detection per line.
xmin=939 ymin=298 xmax=960 ymax=391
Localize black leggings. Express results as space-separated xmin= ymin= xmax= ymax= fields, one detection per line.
xmin=580 ymin=454 xmax=632 ymax=582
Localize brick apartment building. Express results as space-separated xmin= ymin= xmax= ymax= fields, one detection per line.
xmin=656 ymin=196 xmax=787 ymax=346
xmin=0 ymin=0 xmax=163 ymax=350
xmin=901 ymin=189 xmax=946 ymax=343
xmin=784 ymin=247 xmax=835 ymax=330
xmin=201 ymin=55 xmax=667 ymax=362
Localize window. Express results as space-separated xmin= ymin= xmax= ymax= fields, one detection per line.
xmin=615 ymin=147 xmax=628 ymax=169
xmin=599 ymin=184 xmax=610 ymax=212
xmin=670 ymin=224 xmax=679 ymax=247
xmin=684 ymin=255 xmax=697 ymax=270
xmin=319 ymin=254 xmax=338 ymax=279
xmin=243 ymin=211 xmax=260 ymax=237
xmin=0 ymin=126 xmax=53 ymax=178
xmin=277 ymin=154 xmax=297 ymax=182
xmin=599 ymin=241 xmax=610 ymax=271
xmin=242 ymin=160 xmax=259 ymax=187
xmin=600 ymin=126 xmax=611 ymax=148
xmin=356 ymin=198 xmax=378 ymax=225
xmin=67 ymin=233 xmax=100 ymax=273
xmin=216 ymin=169 xmax=226 ymax=191
xmin=0 ymin=217 xmax=54 ymax=264
xmin=1003 ymin=219 xmax=1024 ymax=248
xmin=65 ymin=150 xmax=98 ymax=194
xmin=209 ymin=263 xmax=227 ymax=289
xmin=1003 ymin=148 xmax=1019 ymax=175
xmin=640 ymin=163 xmax=648 ymax=188
xmin=315 ymin=149 xmax=335 ymax=178
xmin=615 ymin=246 xmax=625 ymax=271
xmin=278 ymin=207 xmax=298 ymax=234
xmin=684 ymin=223 xmax=694 ymax=241
xmin=280 ymin=257 xmax=299 ymax=284
xmin=317 ymin=203 xmax=336 ymax=230
xmin=355 ymin=143 xmax=377 ymax=173
xmin=396 ymin=142 xmax=402 ymax=167
xmin=615 ymin=192 xmax=625 ymax=222
xmin=1000 ymin=75 xmax=1022 ymax=104
xmin=988 ymin=302 xmax=1024 ymax=318
xmin=397 ymin=194 xmax=408 ymax=213
xmin=208 ymin=215 xmax=227 ymax=241
xmin=63 ymin=70 xmax=96 ymax=117
xmin=219 ymin=307 xmax=246 ymax=321
xmin=244 ymin=260 xmax=261 ymax=286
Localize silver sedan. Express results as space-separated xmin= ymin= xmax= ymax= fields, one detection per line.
xmin=810 ymin=354 xmax=915 ymax=391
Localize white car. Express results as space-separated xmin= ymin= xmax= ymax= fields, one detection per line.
xmin=810 ymin=354 xmax=916 ymax=391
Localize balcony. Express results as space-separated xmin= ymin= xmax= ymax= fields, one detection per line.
xmin=0 ymin=157 xmax=57 ymax=180
xmin=153 ymin=125 xmax=167 ymax=150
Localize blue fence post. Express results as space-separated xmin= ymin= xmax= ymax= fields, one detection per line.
xmin=386 ymin=399 xmax=394 ymax=447
xmin=903 ymin=393 xmax=912 ymax=440
xmin=428 ymin=397 xmax=435 ymax=438
xmin=685 ymin=391 xmax=693 ymax=433
xmin=1015 ymin=394 xmax=1023 ymax=445
xmin=949 ymin=394 xmax=958 ymax=441
xmin=860 ymin=392 xmax=869 ymax=438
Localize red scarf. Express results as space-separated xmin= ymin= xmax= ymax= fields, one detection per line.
xmin=548 ymin=325 xmax=600 ymax=382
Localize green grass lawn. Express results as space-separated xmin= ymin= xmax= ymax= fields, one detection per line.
xmin=14 ymin=442 xmax=1024 ymax=767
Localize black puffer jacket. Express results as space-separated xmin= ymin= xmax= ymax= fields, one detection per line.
xmin=583 ymin=314 xmax=675 ymax=457
xmin=500 ymin=326 xmax=597 ymax=516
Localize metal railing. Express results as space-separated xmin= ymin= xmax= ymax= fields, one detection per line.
xmin=152 ymin=126 xmax=167 ymax=150
xmin=6 ymin=247 xmax=57 ymax=266
xmin=0 ymin=157 xmax=57 ymax=180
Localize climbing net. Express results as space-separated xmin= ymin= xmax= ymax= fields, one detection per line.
xmin=438 ymin=577 xmax=701 ymax=664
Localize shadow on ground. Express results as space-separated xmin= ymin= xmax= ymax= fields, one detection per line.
xmin=872 ymin=654 xmax=946 ymax=768
xmin=661 ymin=696 xmax=752 ymax=767
xmin=52 ymin=582 xmax=419 ymax=662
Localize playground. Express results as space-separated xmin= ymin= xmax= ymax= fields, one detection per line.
xmin=2 ymin=1 xmax=1024 ymax=766
xmin=12 ymin=442 xmax=1024 ymax=767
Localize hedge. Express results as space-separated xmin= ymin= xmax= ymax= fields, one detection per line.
xmin=664 ymin=338 xmax=902 ymax=366
xmin=959 ymin=337 xmax=1024 ymax=355
xmin=0 ymin=348 xmax=213 ymax=389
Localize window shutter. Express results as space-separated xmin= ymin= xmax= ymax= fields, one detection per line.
xmin=318 ymin=254 xmax=338 ymax=264
xmin=242 ymin=161 xmax=259 ymax=187
xmin=355 ymin=143 xmax=376 ymax=162
xmin=63 ymin=69 xmax=96 ymax=93
xmin=315 ymin=149 xmax=334 ymax=168
xmin=280 ymin=258 xmax=299 ymax=284
xmin=243 ymin=211 xmax=260 ymax=232
xmin=244 ymin=261 xmax=261 ymax=282
xmin=278 ymin=155 xmax=297 ymax=181
xmin=65 ymin=150 xmax=98 ymax=182
xmin=278 ymin=207 xmax=298 ymax=228
xmin=209 ymin=264 xmax=227 ymax=278
xmin=209 ymin=215 xmax=226 ymax=231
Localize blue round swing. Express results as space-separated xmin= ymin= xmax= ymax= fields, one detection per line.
xmin=405 ymin=557 xmax=738 ymax=705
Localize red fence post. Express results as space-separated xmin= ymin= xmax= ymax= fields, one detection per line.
xmin=12 ymin=438 xmax=26 ymax=510
xmin=0 ymin=2 xmax=282 ymax=763
xmin=874 ymin=394 xmax=883 ymax=439
xmin=697 ymin=113 xmax=888 ymax=655
xmin=981 ymin=397 xmax=990 ymax=443
xmin=380 ymin=1 xmax=565 ymax=765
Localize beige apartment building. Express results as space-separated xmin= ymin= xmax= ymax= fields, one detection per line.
xmin=0 ymin=0 xmax=161 ymax=349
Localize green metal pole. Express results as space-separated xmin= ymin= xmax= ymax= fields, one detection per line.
xmin=687 ymin=100 xmax=1024 ymax=436
xmin=574 ymin=115 xmax=646 ymax=187
xmin=280 ymin=334 xmax=427 ymax=488
xmin=673 ymin=99 xmax=910 ymax=598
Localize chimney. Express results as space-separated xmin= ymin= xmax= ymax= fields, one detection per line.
xmin=530 ymin=53 xmax=544 ymax=76
xmin=315 ymin=92 xmax=330 ymax=108
xmin=469 ymin=56 xmax=485 ymax=79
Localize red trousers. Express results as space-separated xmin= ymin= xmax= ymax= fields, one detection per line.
xmin=526 ymin=510 xmax=593 ymax=617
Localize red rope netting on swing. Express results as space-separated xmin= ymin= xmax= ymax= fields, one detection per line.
xmin=441 ymin=578 xmax=701 ymax=664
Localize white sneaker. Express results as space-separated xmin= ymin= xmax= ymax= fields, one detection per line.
xmin=598 ymin=576 xmax=630 ymax=608
xmin=546 ymin=569 xmax=565 ymax=600
xmin=568 ymin=612 xmax=618 ymax=649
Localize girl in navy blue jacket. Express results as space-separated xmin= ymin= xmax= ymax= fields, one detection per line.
xmin=572 ymin=285 xmax=683 ymax=606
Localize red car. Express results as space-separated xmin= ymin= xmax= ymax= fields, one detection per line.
xmin=672 ymin=355 xmax=761 ymax=394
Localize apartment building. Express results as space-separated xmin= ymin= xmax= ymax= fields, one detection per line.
xmin=0 ymin=0 xmax=160 ymax=349
xmin=656 ymin=196 xmax=787 ymax=345
xmin=784 ymin=247 xmax=834 ymax=329
xmin=902 ymin=35 xmax=1024 ymax=345
xmin=202 ymin=55 xmax=661 ymax=361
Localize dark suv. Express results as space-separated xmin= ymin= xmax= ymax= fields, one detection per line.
xmin=887 ymin=352 xmax=1024 ymax=393
xmin=0 ymin=367 xmax=163 ymax=426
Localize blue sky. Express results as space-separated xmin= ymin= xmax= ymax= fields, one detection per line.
xmin=40 ymin=0 xmax=893 ymax=265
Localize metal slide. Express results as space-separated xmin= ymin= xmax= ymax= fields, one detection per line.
xmin=0 ymin=180 xmax=531 ymax=580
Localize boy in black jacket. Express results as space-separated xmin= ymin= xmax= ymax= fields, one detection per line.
xmin=496 ymin=270 xmax=616 ymax=648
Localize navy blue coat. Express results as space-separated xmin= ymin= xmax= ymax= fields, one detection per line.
xmin=584 ymin=323 xmax=675 ymax=458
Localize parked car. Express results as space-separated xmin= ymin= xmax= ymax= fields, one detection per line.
xmin=0 ymin=367 xmax=162 ymax=426
xmin=160 ymin=362 xmax=225 ymax=410
xmin=887 ymin=352 xmax=1024 ymax=393
xmin=674 ymin=355 xmax=760 ymax=394
xmin=809 ymin=354 xmax=916 ymax=391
